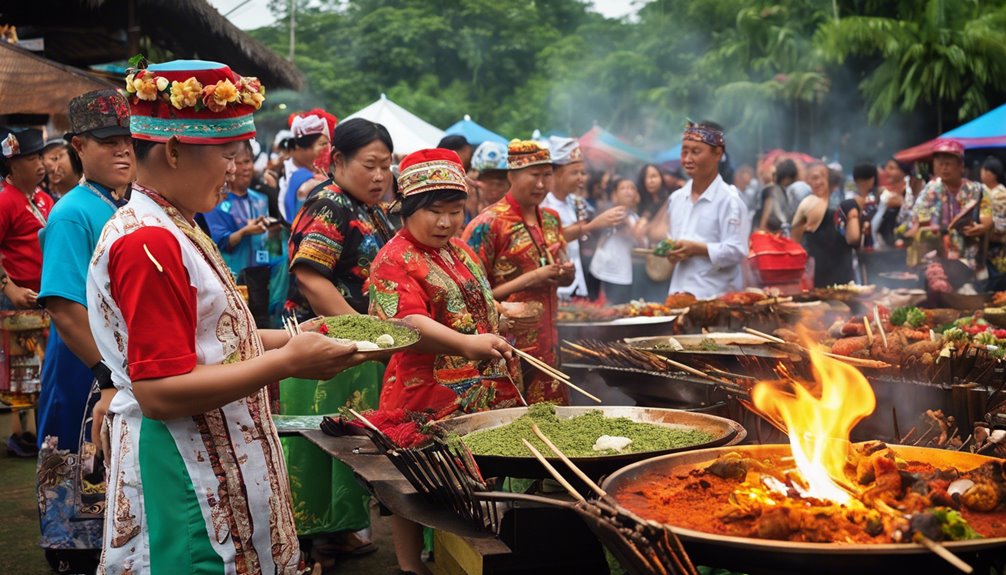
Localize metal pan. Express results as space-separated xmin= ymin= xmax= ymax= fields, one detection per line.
xmin=438 ymin=405 xmax=745 ymax=480
xmin=601 ymin=443 xmax=1006 ymax=575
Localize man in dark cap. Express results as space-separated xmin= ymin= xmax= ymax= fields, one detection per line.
xmin=34 ymin=88 xmax=132 ymax=573
xmin=0 ymin=126 xmax=51 ymax=306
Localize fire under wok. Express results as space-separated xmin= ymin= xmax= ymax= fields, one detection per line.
xmin=601 ymin=443 xmax=1006 ymax=575
xmin=436 ymin=406 xmax=745 ymax=480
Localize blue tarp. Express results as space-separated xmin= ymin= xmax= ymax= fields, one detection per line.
xmin=444 ymin=115 xmax=508 ymax=146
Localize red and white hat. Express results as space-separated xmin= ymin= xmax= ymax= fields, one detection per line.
xmin=397 ymin=148 xmax=468 ymax=197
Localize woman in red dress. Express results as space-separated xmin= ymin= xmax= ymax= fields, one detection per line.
xmin=369 ymin=148 xmax=520 ymax=575
xmin=462 ymin=140 xmax=574 ymax=405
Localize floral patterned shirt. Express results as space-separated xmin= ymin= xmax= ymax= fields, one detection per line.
xmin=462 ymin=193 xmax=569 ymax=405
xmin=911 ymin=178 xmax=990 ymax=270
xmin=369 ymin=229 xmax=521 ymax=414
xmin=286 ymin=182 xmax=394 ymax=317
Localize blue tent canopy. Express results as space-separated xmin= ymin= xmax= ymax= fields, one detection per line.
xmin=897 ymin=101 xmax=1006 ymax=161
xmin=444 ymin=115 xmax=508 ymax=146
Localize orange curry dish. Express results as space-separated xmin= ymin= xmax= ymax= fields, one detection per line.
xmin=615 ymin=442 xmax=1006 ymax=544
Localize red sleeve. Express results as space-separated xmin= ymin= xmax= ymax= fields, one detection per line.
xmin=107 ymin=226 xmax=198 ymax=382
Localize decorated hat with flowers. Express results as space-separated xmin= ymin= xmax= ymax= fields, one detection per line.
xmin=124 ymin=58 xmax=265 ymax=144
xmin=397 ymin=148 xmax=468 ymax=198
xmin=507 ymin=139 xmax=551 ymax=171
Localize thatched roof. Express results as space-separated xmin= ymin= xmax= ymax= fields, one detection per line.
xmin=0 ymin=41 xmax=115 ymax=116
xmin=3 ymin=0 xmax=303 ymax=90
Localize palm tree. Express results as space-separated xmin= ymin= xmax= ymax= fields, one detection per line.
xmin=818 ymin=0 xmax=1006 ymax=132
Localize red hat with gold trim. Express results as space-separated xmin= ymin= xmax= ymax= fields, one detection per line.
xmin=124 ymin=59 xmax=265 ymax=144
xmin=507 ymin=139 xmax=551 ymax=170
xmin=397 ymin=148 xmax=468 ymax=197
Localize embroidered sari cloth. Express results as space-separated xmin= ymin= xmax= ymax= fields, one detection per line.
xmin=87 ymin=187 xmax=299 ymax=574
xmin=462 ymin=193 xmax=569 ymax=405
xmin=370 ymin=230 xmax=521 ymax=414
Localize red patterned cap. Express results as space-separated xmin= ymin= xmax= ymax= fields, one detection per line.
xmin=932 ymin=139 xmax=964 ymax=159
xmin=398 ymin=148 xmax=468 ymax=197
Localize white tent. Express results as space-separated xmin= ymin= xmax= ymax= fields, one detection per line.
xmin=343 ymin=93 xmax=445 ymax=155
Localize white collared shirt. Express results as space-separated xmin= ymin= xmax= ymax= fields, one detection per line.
xmin=542 ymin=192 xmax=588 ymax=298
xmin=667 ymin=174 xmax=749 ymax=299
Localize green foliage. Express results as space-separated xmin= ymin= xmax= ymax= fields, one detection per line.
xmin=247 ymin=0 xmax=1006 ymax=162
xmin=818 ymin=0 xmax=1006 ymax=126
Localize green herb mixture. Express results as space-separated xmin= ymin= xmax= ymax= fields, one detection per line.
xmin=462 ymin=403 xmax=715 ymax=457
xmin=321 ymin=315 xmax=418 ymax=347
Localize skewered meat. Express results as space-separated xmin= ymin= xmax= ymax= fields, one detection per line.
xmin=831 ymin=336 xmax=871 ymax=357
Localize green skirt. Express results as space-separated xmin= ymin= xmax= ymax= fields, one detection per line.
xmin=279 ymin=361 xmax=384 ymax=535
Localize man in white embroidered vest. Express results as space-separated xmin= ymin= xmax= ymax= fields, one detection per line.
xmin=87 ymin=59 xmax=366 ymax=575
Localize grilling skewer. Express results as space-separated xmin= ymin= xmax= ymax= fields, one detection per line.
xmin=742 ymin=327 xmax=891 ymax=369
xmin=512 ymin=346 xmax=602 ymax=403
xmin=523 ymin=426 xmax=698 ymax=575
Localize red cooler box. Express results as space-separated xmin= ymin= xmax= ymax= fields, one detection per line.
xmin=748 ymin=231 xmax=808 ymax=286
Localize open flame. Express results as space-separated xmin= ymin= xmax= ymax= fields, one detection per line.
xmin=751 ymin=347 xmax=876 ymax=504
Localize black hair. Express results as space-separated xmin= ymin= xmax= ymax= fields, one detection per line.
xmin=64 ymin=135 xmax=88 ymax=176
xmin=888 ymin=157 xmax=913 ymax=176
xmin=133 ymin=139 xmax=159 ymax=162
xmin=238 ymin=139 xmax=254 ymax=158
xmin=291 ymin=133 xmax=323 ymax=150
xmin=775 ymin=159 xmax=798 ymax=183
xmin=852 ymin=162 xmax=877 ymax=183
xmin=331 ymin=118 xmax=393 ymax=161
xmin=0 ymin=156 xmax=8 ymax=178
xmin=609 ymin=178 xmax=636 ymax=198
xmin=400 ymin=188 xmax=467 ymax=219
xmin=983 ymin=156 xmax=1005 ymax=185
xmin=437 ymin=135 xmax=470 ymax=152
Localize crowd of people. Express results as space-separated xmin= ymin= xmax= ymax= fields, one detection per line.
xmin=1 ymin=53 xmax=1002 ymax=575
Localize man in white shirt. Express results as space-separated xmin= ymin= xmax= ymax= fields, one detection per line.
xmin=663 ymin=121 xmax=749 ymax=299
xmin=542 ymin=136 xmax=625 ymax=299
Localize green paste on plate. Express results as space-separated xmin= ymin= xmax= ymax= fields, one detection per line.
xmin=462 ymin=403 xmax=715 ymax=457
xmin=321 ymin=315 xmax=418 ymax=347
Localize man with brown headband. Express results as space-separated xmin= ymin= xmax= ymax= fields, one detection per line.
xmin=654 ymin=121 xmax=749 ymax=298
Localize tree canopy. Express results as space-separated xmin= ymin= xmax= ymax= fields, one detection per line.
xmin=249 ymin=0 xmax=1006 ymax=165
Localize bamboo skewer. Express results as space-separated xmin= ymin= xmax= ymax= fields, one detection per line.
xmin=863 ymin=317 xmax=874 ymax=346
xmin=520 ymin=439 xmax=586 ymax=503
xmin=873 ymin=306 xmax=888 ymax=350
xmin=919 ymin=536 xmax=973 ymax=574
xmin=531 ymin=423 xmax=607 ymax=499
xmin=512 ymin=346 xmax=602 ymax=403
xmin=742 ymin=327 xmax=890 ymax=369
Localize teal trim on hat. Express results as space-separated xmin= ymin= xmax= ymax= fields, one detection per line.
xmin=147 ymin=60 xmax=224 ymax=72
xmin=130 ymin=114 xmax=255 ymax=142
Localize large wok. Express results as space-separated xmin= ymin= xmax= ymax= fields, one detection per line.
xmin=601 ymin=443 xmax=1006 ymax=575
xmin=437 ymin=406 xmax=745 ymax=481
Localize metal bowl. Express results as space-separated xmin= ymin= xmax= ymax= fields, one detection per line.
xmin=601 ymin=443 xmax=1006 ymax=575
xmin=438 ymin=406 xmax=745 ymax=481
